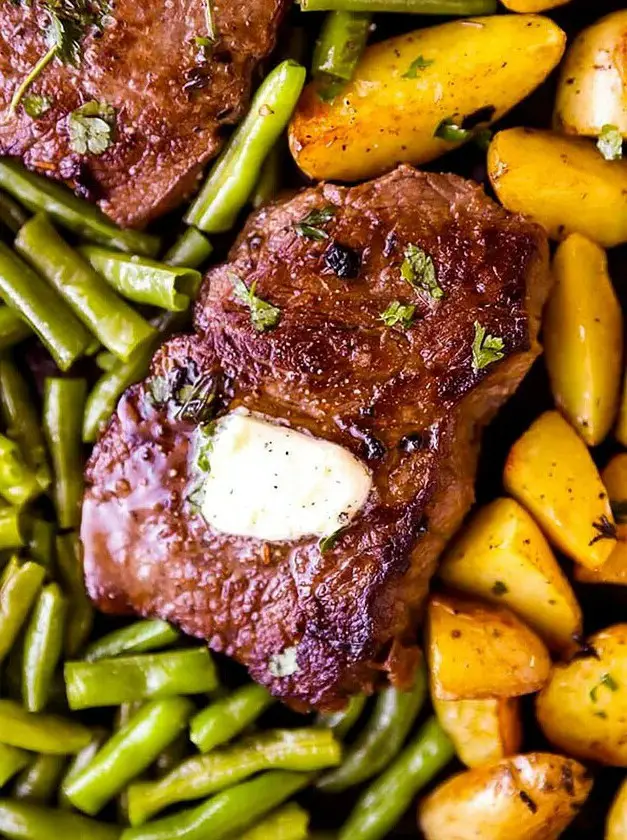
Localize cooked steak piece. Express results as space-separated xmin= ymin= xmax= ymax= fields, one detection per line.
xmin=82 ymin=165 xmax=551 ymax=709
xmin=0 ymin=0 xmax=287 ymax=227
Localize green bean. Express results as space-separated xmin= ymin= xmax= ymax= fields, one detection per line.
xmin=0 ymin=306 xmax=31 ymax=350
xmin=185 ymin=60 xmax=306 ymax=233
xmin=16 ymin=215 xmax=156 ymax=362
xmin=121 ymin=771 xmax=311 ymax=840
xmin=190 ymin=683 xmax=274 ymax=753
xmin=299 ymin=0 xmax=496 ymax=10
xmin=0 ymin=434 xmax=42 ymax=508
xmin=316 ymin=693 xmax=367 ymax=739
xmin=22 ymin=583 xmax=67 ymax=713
xmin=317 ymin=664 xmax=427 ymax=792
xmin=313 ymin=12 xmax=371 ymax=81
xmin=0 ymin=357 xmax=51 ymax=491
xmin=65 ymin=648 xmax=219 ymax=710
xmin=82 ymin=312 xmax=182 ymax=443
xmin=55 ymin=533 xmax=94 ymax=657
xmin=43 ymin=378 xmax=86 ymax=530
xmin=62 ymin=696 xmax=194 ymax=816
xmin=0 ymin=243 xmax=91 ymax=370
xmin=0 ymin=699 xmax=91 ymax=754
xmin=58 ymin=729 xmax=108 ymax=809
xmin=84 ymin=619 xmax=180 ymax=662
xmin=0 ymin=559 xmax=45 ymax=664
xmin=0 ymin=744 xmax=31 ymax=788
xmin=0 ymin=160 xmax=159 ymax=257
xmin=12 ymin=754 xmax=66 ymax=804
xmin=95 ymin=350 xmax=116 ymax=371
xmin=239 ymin=804 xmax=309 ymax=840
xmin=338 ymin=716 xmax=454 ymax=840
xmin=251 ymin=144 xmax=282 ymax=209
xmin=27 ymin=519 xmax=55 ymax=572
xmin=0 ymin=799 xmax=121 ymax=839
xmin=79 ymin=245 xmax=202 ymax=312
xmin=128 ymin=728 xmax=340 ymax=825
xmin=0 ymin=190 xmax=29 ymax=236
xmin=163 ymin=227 xmax=213 ymax=270
xmin=0 ymin=506 xmax=25 ymax=551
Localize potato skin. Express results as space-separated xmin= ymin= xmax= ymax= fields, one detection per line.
xmin=536 ymin=624 xmax=627 ymax=765
xmin=544 ymin=234 xmax=623 ymax=446
xmin=432 ymin=696 xmax=522 ymax=768
xmin=439 ymin=497 xmax=582 ymax=652
xmin=501 ymin=0 xmax=570 ymax=10
xmin=289 ymin=15 xmax=565 ymax=182
xmin=554 ymin=10 xmax=627 ymax=137
xmin=503 ymin=411 xmax=616 ymax=569
xmin=418 ymin=752 xmax=593 ymax=840
xmin=607 ymin=777 xmax=627 ymax=840
xmin=426 ymin=593 xmax=551 ymax=701
xmin=487 ymin=128 xmax=627 ymax=247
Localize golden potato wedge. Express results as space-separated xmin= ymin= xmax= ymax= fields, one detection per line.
xmin=536 ymin=624 xmax=627 ymax=765
xmin=289 ymin=15 xmax=565 ymax=182
xmin=487 ymin=128 xmax=627 ymax=247
xmin=503 ymin=411 xmax=616 ymax=569
xmin=501 ymin=0 xmax=570 ymax=10
xmin=554 ymin=11 xmax=627 ymax=137
xmin=616 ymin=381 xmax=627 ymax=449
xmin=607 ymin=777 xmax=627 ymax=840
xmin=418 ymin=752 xmax=593 ymax=840
xmin=544 ymin=234 xmax=623 ymax=446
xmin=426 ymin=593 xmax=551 ymax=701
xmin=439 ymin=498 xmax=582 ymax=651
xmin=432 ymin=695 xmax=522 ymax=768
xmin=575 ymin=542 xmax=627 ymax=585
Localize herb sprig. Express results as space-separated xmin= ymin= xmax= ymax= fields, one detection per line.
xmin=294 ymin=206 xmax=337 ymax=241
xmin=471 ymin=321 xmax=505 ymax=372
xmin=68 ymin=100 xmax=116 ymax=155
xmin=232 ymin=274 xmax=281 ymax=332
xmin=401 ymin=244 xmax=443 ymax=301
xmin=597 ymin=124 xmax=623 ymax=161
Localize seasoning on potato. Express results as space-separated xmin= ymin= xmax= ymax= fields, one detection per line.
xmin=289 ymin=15 xmax=565 ymax=182
xmin=432 ymin=696 xmax=522 ymax=768
xmin=554 ymin=10 xmax=627 ymax=139
xmin=439 ymin=497 xmax=582 ymax=652
xmin=536 ymin=623 xmax=627 ymax=765
xmin=487 ymin=128 xmax=627 ymax=247
xmin=504 ymin=410 xmax=616 ymax=569
xmin=426 ymin=592 xmax=551 ymax=701
xmin=543 ymin=233 xmax=623 ymax=446
xmin=418 ymin=752 xmax=593 ymax=840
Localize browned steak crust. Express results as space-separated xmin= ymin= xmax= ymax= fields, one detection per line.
xmin=82 ymin=166 xmax=551 ymax=709
xmin=0 ymin=0 xmax=287 ymax=227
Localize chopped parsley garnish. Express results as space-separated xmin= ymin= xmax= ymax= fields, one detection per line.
xmin=434 ymin=116 xmax=472 ymax=143
xmin=589 ymin=515 xmax=618 ymax=546
xmin=68 ymin=100 xmax=116 ymax=155
xmin=319 ymin=527 xmax=348 ymax=553
xmin=611 ymin=499 xmax=627 ymax=524
xmin=232 ymin=274 xmax=281 ymax=332
xmin=380 ymin=300 xmax=415 ymax=329
xmin=268 ymin=646 xmax=300 ymax=678
xmin=402 ymin=55 xmax=433 ymax=79
xmin=401 ymin=244 xmax=443 ymax=301
xmin=194 ymin=422 xmax=216 ymax=474
xmin=471 ymin=321 xmax=505 ymax=372
xmin=294 ymin=205 xmax=337 ymax=241
xmin=491 ymin=580 xmax=508 ymax=596
xmin=589 ymin=672 xmax=619 ymax=703
xmin=23 ymin=94 xmax=52 ymax=118
xmin=597 ymin=124 xmax=623 ymax=161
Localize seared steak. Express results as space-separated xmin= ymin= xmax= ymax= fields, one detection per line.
xmin=0 ymin=0 xmax=287 ymax=227
xmin=82 ymin=166 xmax=551 ymax=709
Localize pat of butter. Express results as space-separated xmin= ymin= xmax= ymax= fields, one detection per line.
xmin=199 ymin=411 xmax=372 ymax=542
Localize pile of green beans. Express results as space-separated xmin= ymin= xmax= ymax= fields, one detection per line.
xmin=0 ymin=43 xmax=456 ymax=839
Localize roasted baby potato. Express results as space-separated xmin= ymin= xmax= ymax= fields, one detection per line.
xmin=607 ymin=777 xmax=627 ymax=840
xmin=501 ymin=0 xmax=570 ymax=10
xmin=487 ymin=128 xmax=627 ymax=247
xmin=554 ymin=10 xmax=627 ymax=137
xmin=426 ymin=593 xmax=551 ymax=701
xmin=289 ymin=15 xmax=565 ymax=182
xmin=439 ymin=497 xmax=582 ymax=652
xmin=503 ymin=410 xmax=616 ymax=569
xmin=432 ymin=695 xmax=522 ymax=768
xmin=536 ymin=624 xmax=627 ymax=765
xmin=544 ymin=234 xmax=623 ymax=446
xmin=418 ymin=752 xmax=593 ymax=840
xmin=616 ymin=380 xmax=627 ymax=449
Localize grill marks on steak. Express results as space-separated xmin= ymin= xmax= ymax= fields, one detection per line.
xmin=0 ymin=0 xmax=287 ymax=227
xmin=82 ymin=166 xmax=551 ymax=709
